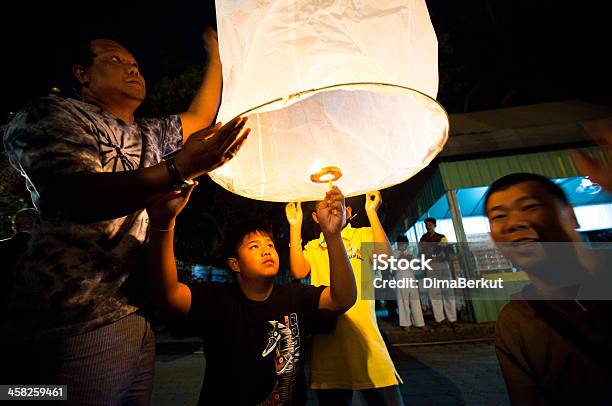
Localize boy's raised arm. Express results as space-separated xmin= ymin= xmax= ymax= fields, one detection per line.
xmin=365 ymin=190 xmax=392 ymax=257
xmin=316 ymin=187 xmax=357 ymax=313
xmin=286 ymin=202 xmax=312 ymax=279
xmin=145 ymin=185 xmax=196 ymax=315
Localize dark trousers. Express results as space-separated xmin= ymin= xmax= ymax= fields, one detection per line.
xmin=1 ymin=311 xmax=155 ymax=405
xmin=317 ymin=385 xmax=405 ymax=406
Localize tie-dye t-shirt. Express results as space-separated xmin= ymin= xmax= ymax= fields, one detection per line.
xmin=2 ymin=95 xmax=183 ymax=338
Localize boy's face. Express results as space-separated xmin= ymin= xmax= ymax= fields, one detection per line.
xmin=486 ymin=181 xmax=579 ymax=269
xmin=425 ymin=221 xmax=436 ymax=232
xmin=229 ymin=231 xmax=279 ymax=279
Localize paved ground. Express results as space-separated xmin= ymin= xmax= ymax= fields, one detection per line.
xmin=390 ymin=344 xmax=509 ymax=405
xmin=379 ymin=319 xmax=496 ymax=346
xmin=152 ymin=341 xmax=509 ymax=406
xmin=153 ymin=353 xmax=203 ymax=406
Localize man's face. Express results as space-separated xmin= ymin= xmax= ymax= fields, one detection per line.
xmin=486 ymin=181 xmax=579 ymax=269
xmin=231 ymin=232 xmax=279 ymax=279
xmin=425 ymin=221 xmax=435 ymax=232
xmin=79 ymin=39 xmax=146 ymax=104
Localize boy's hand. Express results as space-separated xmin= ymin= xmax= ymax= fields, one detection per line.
xmin=365 ymin=190 xmax=382 ymax=213
xmin=146 ymin=181 xmax=198 ymax=228
xmin=285 ymin=202 xmax=303 ymax=227
xmin=316 ymin=187 xmax=346 ymax=236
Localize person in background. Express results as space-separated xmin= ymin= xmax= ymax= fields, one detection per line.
xmin=419 ymin=217 xmax=458 ymax=331
xmin=394 ymin=235 xmax=428 ymax=332
xmin=286 ymin=191 xmax=404 ymax=406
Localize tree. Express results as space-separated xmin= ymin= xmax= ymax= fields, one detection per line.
xmin=139 ymin=65 xmax=205 ymax=118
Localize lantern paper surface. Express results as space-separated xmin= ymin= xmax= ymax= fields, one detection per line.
xmin=211 ymin=0 xmax=449 ymax=202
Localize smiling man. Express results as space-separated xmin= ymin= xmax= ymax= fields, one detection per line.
xmin=486 ymin=174 xmax=585 ymax=286
xmin=1 ymin=32 xmax=249 ymax=404
xmin=485 ymin=172 xmax=612 ymax=405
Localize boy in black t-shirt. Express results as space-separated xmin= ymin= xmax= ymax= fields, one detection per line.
xmin=145 ymin=184 xmax=357 ymax=405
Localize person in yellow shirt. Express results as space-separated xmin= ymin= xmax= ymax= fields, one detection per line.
xmin=286 ymin=191 xmax=404 ymax=405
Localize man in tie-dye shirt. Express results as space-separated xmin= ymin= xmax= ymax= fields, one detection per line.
xmin=2 ymin=31 xmax=249 ymax=404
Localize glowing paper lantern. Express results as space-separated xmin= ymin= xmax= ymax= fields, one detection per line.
xmin=211 ymin=0 xmax=449 ymax=202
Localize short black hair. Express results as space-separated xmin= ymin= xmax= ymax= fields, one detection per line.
xmin=60 ymin=37 xmax=101 ymax=98
xmin=396 ymin=234 xmax=409 ymax=243
xmin=71 ymin=40 xmax=95 ymax=70
xmin=484 ymin=172 xmax=569 ymax=215
xmin=223 ymin=220 xmax=275 ymax=260
xmin=56 ymin=39 xmax=93 ymax=98
xmin=424 ymin=217 xmax=436 ymax=225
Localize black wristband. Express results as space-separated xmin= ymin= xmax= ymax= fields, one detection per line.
xmin=165 ymin=157 xmax=188 ymax=190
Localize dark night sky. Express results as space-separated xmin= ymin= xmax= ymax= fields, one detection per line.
xmin=1 ymin=0 xmax=611 ymax=120
xmin=0 ymin=1 xmax=218 ymax=118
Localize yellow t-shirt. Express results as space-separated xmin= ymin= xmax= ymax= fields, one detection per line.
xmin=303 ymin=224 xmax=401 ymax=389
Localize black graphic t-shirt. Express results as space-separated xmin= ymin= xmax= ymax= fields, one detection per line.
xmin=183 ymin=282 xmax=333 ymax=405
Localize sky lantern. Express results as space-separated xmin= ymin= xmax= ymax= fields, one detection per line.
xmin=210 ymin=0 xmax=449 ymax=202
